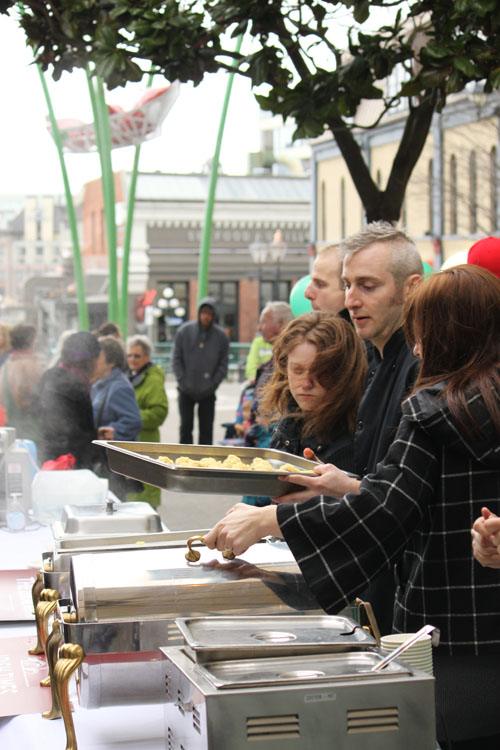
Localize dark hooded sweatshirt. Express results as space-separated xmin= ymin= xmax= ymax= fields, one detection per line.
xmin=171 ymin=296 xmax=229 ymax=400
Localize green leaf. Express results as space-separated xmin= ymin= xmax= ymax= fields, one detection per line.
xmin=453 ymin=56 xmax=480 ymax=77
xmin=423 ymin=39 xmax=452 ymax=60
xmin=400 ymin=78 xmax=423 ymax=97
xmin=353 ymin=0 xmax=369 ymax=24
xmin=445 ymin=69 xmax=463 ymax=94
xmin=489 ymin=67 xmax=500 ymax=90
xmin=470 ymin=0 xmax=497 ymax=15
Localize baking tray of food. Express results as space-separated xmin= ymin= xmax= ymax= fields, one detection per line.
xmin=94 ymin=441 xmax=317 ymax=496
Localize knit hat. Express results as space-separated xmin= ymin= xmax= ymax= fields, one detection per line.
xmin=467 ymin=236 xmax=500 ymax=278
xmin=61 ymin=331 xmax=100 ymax=364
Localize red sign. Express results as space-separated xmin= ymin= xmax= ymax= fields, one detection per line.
xmin=0 ymin=636 xmax=52 ymax=717
xmin=0 ymin=569 xmax=38 ymax=622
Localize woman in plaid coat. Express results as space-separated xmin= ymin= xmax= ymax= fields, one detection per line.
xmin=205 ymin=264 xmax=500 ymax=749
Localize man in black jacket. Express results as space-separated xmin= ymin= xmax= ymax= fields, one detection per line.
xmin=283 ymin=221 xmax=424 ymax=632
xmin=172 ymin=296 xmax=229 ymax=445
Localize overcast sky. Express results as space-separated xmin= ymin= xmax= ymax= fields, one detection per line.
xmin=0 ymin=12 xmax=262 ymax=197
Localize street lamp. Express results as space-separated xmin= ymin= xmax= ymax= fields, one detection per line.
xmin=249 ymin=229 xmax=288 ymax=305
xmin=269 ymin=229 xmax=288 ymax=290
xmin=162 ymin=286 xmax=174 ymax=299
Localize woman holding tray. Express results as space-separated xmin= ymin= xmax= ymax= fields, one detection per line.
xmin=205 ymin=265 xmax=500 ymax=749
xmin=242 ymin=311 xmax=367 ymax=506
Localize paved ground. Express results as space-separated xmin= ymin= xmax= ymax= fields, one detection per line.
xmin=157 ymin=374 xmax=247 ymax=531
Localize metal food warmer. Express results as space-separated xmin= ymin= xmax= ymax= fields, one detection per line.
xmin=40 ymin=499 xmax=211 ymax=601
xmin=162 ymin=615 xmax=436 ymax=750
xmin=36 ymin=539 xmax=327 ymax=723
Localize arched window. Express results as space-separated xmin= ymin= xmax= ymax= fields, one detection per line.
xmin=491 ymin=146 xmax=497 ymax=233
xmin=449 ymin=155 xmax=457 ymax=235
xmin=469 ymin=151 xmax=477 ymax=234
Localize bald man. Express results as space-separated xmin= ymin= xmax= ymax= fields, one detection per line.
xmin=305 ymin=245 xmax=347 ymax=315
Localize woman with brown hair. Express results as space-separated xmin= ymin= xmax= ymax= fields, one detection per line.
xmin=260 ymin=311 xmax=367 ymax=470
xmin=205 ymin=265 xmax=500 ymax=749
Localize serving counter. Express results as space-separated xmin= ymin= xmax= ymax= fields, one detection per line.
xmin=0 ymin=523 xmax=441 ymax=750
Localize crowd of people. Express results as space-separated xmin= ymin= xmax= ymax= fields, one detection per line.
xmin=0 ymin=323 xmax=168 ymax=503
xmin=2 ymin=222 xmax=500 ymax=747
xmin=203 ymin=224 xmax=500 ymax=750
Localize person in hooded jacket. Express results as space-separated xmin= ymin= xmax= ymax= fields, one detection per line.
xmin=172 ymin=296 xmax=229 ymax=445
xmin=204 ymin=265 xmax=500 ymax=750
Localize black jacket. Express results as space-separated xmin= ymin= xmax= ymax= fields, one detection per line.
xmin=33 ymin=366 xmax=102 ymax=469
xmin=270 ymin=414 xmax=356 ymax=474
xmin=172 ymin=296 xmax=229 ymax=400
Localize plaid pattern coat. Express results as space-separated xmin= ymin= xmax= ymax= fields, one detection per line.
xmin=277 ymin=383 xmax=500 ymax=655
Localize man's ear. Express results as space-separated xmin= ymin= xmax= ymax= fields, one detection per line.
xmin=403 ymin=273 xmax=423 ymax=299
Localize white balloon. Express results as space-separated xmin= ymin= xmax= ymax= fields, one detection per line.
xmin=441 ymin=250 xmax=469 ymax=270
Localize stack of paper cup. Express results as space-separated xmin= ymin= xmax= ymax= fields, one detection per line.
xmin=380 ymin=633 xmax=434 ymax=675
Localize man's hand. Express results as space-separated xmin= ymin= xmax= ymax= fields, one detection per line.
xmin=203 ymin=503 xmax=280 ymax=558
xmin=97 ymin=426 xmax=115 ymax=440
xmin=471 ymin=507 xmax=500 ymax=568
xmin=274 ymin=462 xmax=361 ymax=504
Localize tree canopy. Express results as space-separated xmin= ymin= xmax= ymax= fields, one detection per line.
xmin=5 ymin=0 xmax=500 ymax=222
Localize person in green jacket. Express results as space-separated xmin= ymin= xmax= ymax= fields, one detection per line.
xmin=244 ymin=332 xmax=273 ymax=383
xmin=126 ymin=334 xmax=168 ymax=507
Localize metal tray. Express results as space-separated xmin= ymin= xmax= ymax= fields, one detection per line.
xmin=189 ymin=651 xmax=412 ymax=690
xmin=176 ymin=615 xmax=376 ymax=662
xmin=53 ymin=501 xmax=164 ymax=537
xmin=94 ymin=441 xmax=317 ymax=496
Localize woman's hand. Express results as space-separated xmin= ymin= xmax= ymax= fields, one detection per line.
xmin=471 ymin=507 xmax=500 ymax=568
xmin=274 ymin=462 xmax=361 ymax=504
xmin=203 ymin=503 xmax=280 ymax=558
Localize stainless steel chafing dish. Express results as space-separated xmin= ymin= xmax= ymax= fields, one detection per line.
xmin=161 ymin=615 xmax=436 ymax=750
xmin=94 ymin=440 xmax=317 ymax=497
xmin=38 ymin=540 xmax=323 ymax=714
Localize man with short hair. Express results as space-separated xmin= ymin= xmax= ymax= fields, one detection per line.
xmin=283 ymin=222 xmax=423 ymax=633
xmin=305 ymin=244 xmax=347 ymax=315
xmin=172 ymin=297 xmax=229 ymax=445
xmin=340 ymin=222 xmax=423 ymax=476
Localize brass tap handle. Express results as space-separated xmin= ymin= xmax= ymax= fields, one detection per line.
xmin=30 ymin=589 xmax=61 ymax=656
xmin=41 ymin=621 xmax=64 ymax=721
xmin=53 ymin=643 xmax=85 ymax=750
xmin=355 ymin=597 xmax=381 ymax=647
xmin=31 ymin=570 xmax=44 ymax=614
xmin=185 ymin=535 xmax=235 ymax=562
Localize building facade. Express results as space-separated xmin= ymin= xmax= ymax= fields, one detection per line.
xmin=82 ymin=172 xmax=312 ymax=342
xmin=312 ymin=88 xmax=500 ymax=265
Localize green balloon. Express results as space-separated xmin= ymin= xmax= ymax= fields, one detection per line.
xmin=423 ymin=261 xmax=434 ymax=280
xmin=289 ymin=275 xmax=313 ymax=317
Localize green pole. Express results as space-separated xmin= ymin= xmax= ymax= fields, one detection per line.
xmin=120 ymin=72 xmax=155 ymax=338
xmin=197 ymin=35 xmax=244 ymax=301
xmin=86 ymin=70 xmax=119 ymax=322
xmin=37 ymin=66 xmax=89 ymax=330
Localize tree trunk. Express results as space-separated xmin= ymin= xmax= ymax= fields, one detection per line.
xmin=327 ymin=92 xmax=438 ymax=225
